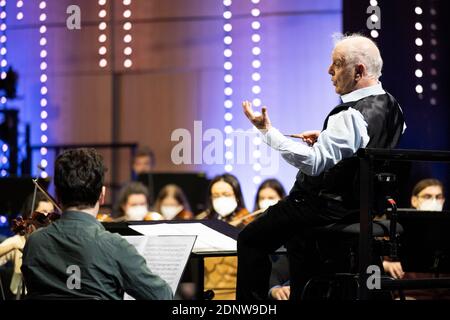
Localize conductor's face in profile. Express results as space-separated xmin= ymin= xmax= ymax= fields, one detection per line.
xmin=328 ymin=46 xmax=358 ymax=95
xmin=328 ymin=36 xmax=382 ymax=96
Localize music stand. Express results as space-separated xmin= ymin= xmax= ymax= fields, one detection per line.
xmin=397 ymin=210 xmax=450 ymax=273
xmin=137 ymin=172 xmax=210 ymax=212
xmin=104 ymin=219 xmax=239 ymax=300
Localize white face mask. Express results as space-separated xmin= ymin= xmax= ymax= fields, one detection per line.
xmin=126 ymin=205 xmax=148 ymax=221
xmin=213 ymin=196 xmax=238 ymax=218
xmin=160 ymin=205 xmax=183 ymax=220
xmin=258 ymin=199 xmax=279 ymax=211
xmin=418 ymin=199 xmax=443 ymax=212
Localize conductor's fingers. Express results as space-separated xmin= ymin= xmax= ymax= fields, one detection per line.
xmin=242 ymin=100 xmax=254 ymax=119
xmin=262 ymin=106 xmax=270 ymax=122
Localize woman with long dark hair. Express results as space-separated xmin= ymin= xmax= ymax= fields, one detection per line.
xmin=197 ymin=173 xmax=248 ymax=223
xmin=253 ymin=178 xmax=286 ymax=212
xmin=153 ymin=184 xmax=193 ymax=220
xmin=196 ymin=173 xmax=251 ymax=300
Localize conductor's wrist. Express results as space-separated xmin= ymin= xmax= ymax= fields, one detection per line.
xmin=258 ymin=124 xmax=272 ymax=134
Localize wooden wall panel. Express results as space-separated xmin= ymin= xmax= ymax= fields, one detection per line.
xmin=118 ymin=71 xmax=200 ymax=173
xmin=49 ymin=74 xmax=112 ymax=144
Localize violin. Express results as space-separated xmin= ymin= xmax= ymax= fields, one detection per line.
xmin=144 ymin=211 xmax=164 ymax=221
xmin=229 ymin=208 xmax=265 ymax=227
xmin=11 ymin=178 xmax=62 ymax=236
xmin=196 ymin=208 xmax=262 ymax=228
xmin=96 ymin=212 xmax=115 ymax=222
xmin=12 ymin=210 xmax=60 ymax=236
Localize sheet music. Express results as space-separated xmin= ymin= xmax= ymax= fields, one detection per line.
xmin=129 ymin=223 xmax=237 ymax=253
xmin=122 ymin=235 xmax=196 ymax=300
xmin=123 ymin=235 xmax=147 ymax=253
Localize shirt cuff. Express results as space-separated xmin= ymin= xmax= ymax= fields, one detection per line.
xmin=261 ymin=127 xmax=288 ymax=150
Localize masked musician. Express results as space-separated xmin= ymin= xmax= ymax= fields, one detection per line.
xmin=383 ymin=178 xmax=448 ymax=300
xmin=196 ymin=174 xmax=249 ymax=223
xmin=253 ymin=179 xmax=292 ymax=300
xmin=254 ymin=179 xmax=286 ymax=212
xmin=153 ymin=184 xmax=193 ymax=220
xmin=195 ymin=173 xmax=253 ymax=300
xmin=112 ymin=182 xmax=163 ymax=222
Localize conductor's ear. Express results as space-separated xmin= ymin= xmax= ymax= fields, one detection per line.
xmin=355 ymin=64 xmax=365 ymax=80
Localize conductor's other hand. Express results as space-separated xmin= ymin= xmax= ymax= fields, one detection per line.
xmin=383 ymin=260 xmax=405 ymax=279
xmin=289 ymin=130 xmax=321 ymax=146
xmin=242 ymin=100 xmax=272 ymax=130
xmin=271 ymin=286 xmax=290 ymax=300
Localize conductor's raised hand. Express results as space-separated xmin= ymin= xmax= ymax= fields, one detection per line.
xmin=242 ymin=100 xmax=272 ymax=130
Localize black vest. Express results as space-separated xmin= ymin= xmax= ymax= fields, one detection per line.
xmin=289 ymin=92 xmax=405 ymax=213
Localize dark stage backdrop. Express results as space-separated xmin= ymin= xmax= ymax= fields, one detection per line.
xmin=344 ymin=0 xmax=449 ymax=208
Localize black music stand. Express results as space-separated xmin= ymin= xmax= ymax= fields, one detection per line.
xmin=104 ymin=219 xmax=239 ymax=300
xmin=137 ymin=172 xmax=210 ymax=212
xmin=397 ymin=211 xmax=450 ymax=273
xmin=358 ymin=148 xmax=450 ymax=299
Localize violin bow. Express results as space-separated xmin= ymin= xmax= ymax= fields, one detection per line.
xmin=31 ymin=178 xmax=62 ymax=213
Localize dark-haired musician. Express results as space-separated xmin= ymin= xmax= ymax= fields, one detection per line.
xmin=21 ymin=148 xmax=172 ymax=300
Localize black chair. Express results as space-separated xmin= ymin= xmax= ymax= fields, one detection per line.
xmin=300 ymin=172 xmax=403 ymax=300
xmin=301 ymin=219 xmax=403 ymax=300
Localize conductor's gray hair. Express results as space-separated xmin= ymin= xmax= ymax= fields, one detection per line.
xmin=332 ymin=33 xmax=383 ymax=79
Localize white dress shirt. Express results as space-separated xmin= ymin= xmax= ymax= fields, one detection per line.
xmin=261 ymin=83 xmax=386 ymax=176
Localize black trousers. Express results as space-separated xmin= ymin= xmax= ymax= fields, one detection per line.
xmin=236 ymin=195 xmax=348 ymax=300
